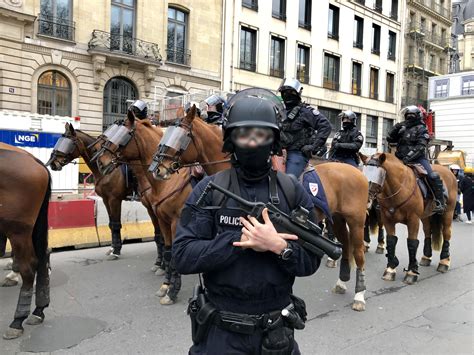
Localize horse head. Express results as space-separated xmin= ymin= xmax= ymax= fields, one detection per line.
xmin=148 ymin=105 xmax=199 ymax=180
xmin=361 ymin=152 xmax=389 ymax=202
xmin=46 ymin=123 xmax=81 ymax=171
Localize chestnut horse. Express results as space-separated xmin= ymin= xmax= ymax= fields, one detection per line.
xmin=46 ymin=123 xmax=164 ymax=269
xmin=149 ymin=107 xmax=370 ymax=311
xmin=0 ymin=143 xmax=51 ymax=340
xmin=361 ymin=153 xmax=457 ymax=284
xmin=92 ymin=115 xmax=192 ymax=305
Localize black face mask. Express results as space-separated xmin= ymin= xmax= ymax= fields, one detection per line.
xmin=342 ymin=122 xmax=354 ymax=130
xmin=282 ymin=91 xmax=301 ymax=109
xmin=207 ymin=111 xmax=221 ymax=122
xmin=232 ymin=144 xmax=273 ymax=180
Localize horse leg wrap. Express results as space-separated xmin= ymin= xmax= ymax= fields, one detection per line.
xmin=386 ymin=235 xmax=399 ymax=269
xmin=339 ymin=258 xmax=351 ymax=282
xmin=440 ymin=240 xmax=450 ymax=260
xmin=355 ymin=268 xmax=366 ymax=293
xmin=109 ymin=222 xmax=122 ymax=255
xmin=406 ymin=239 xmax=420 ymax=274
xmin=364 ymin=223 xmax=370 ymax=244
xmin=154 ymin=234 xmax=164 ymax=267
xmin=166 ymin=259 xmax=182 ymax=301
xmin=423 ymin=238 xmax=432 ymax=258
xmin=163 ymin=247 xmax=172 ymax=284
xmin=35 ymin=268 xmax=50 ymax=308
xmin=14 ymin=289 xmax=34 ymax=321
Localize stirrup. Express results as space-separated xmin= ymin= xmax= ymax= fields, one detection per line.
xmin=433 ymin=200 xmax=445 ymax=214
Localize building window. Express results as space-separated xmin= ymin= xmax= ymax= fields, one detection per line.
xmin=418 ymin=49 xmax=425 ymax=67
xmin=369 ymin=67 xmax=379 ymax=100
xmin=167 ymin=7 xmax=189 ymax=65
xmin=39 ymin=0 xmax=74 ymax=41
xmin=272 ymin=0 xmax=286 ymax=20
xmin=439 ymin=58 xmax=445 ymax=72
xmin=382 ymin=118 xmax=394 ymax=151
xmin=366 ymin=115 xmax=378 ymax=147
xmin=386 ymin=73 xmax=395 ymax=103
xmin=103 ymin=77 xmax=137 ymax=129
xmin=37 ymin=71 xmax=71 ymax=117
xmin=390 ymin=0 xmax=398 ymax=20
xmin=372 ymin=24 xmax=381 ymax=55
xmin=461 ymin=76 xmax=474 ymax=95
xmin=319 ymin=107 xmax=340 ymax=135
xmin=296 ymin=44 xmax=310 ymax=83
xmin=328 ymin=4 xmax=339 ymax=40
xmin=111 ymin=0 xmax=135 ymax=54
xmin=240 ymin=27 xmax=257 ymax=72
xmin=388 ymin=31 xmax=396 ymax=60
xmin=441 ymin=28 xmax=447 ymax=46
xmin=408 ymin=46 xmax=414 ymax=64
xmin=421 ymin=17 xmax=426 ymax=32
xmin=299 ymin=0 xmax=311 ymax=30
xmin=353 ymin=16 xmax=364 ymax=49
xmin=352 ymin=61 xmax=362 ymax=96
xmin=416 ymin=84 xmax=423 ymax=102
xmin=373 ymin=0 xmax=382 ymax=13
xmin=270 ymin=36 xmax=285 ymax=78
xmin=429 ymin=54 xmax=436 ymax=72
xmin=242 ymin=0 xmax=258 ymax=11
xmin=323 ymin=53 xmax=340 ymax=91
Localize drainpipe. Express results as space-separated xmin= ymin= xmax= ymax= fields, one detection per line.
xmin=230 ymin=0 xmax=236 ymax=92
xmin=220 ymin=0 xmax=226 ymax=91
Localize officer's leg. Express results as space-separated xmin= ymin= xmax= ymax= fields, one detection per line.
xmin=189 ymin=326 xmax=250 ymax=355
xmin=419 ymin=159 xmax=445 ymax=213
xmin=286 ymin=151 xmax=309 ymax=178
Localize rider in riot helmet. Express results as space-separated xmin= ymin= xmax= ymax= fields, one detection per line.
xmin=386 ymin=105 xmax=446 ymax=213
xmin=278 ymin=78 xmax=332 ymax=178
xmin=184 ymin=101 xmax=201 ymax=118
xmin=328 ymin=111 xmax=364 ymax=167
xmin=173 ymin=89 xmax=321 ymax=354
xmin=128 ymin=100 xmax=148 ymax=119
xmin=200 ymin=94 xmax=226 ymax=126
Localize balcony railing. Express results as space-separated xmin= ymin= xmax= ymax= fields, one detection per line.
xmin=424 ymin=31 xmax=444 ymax=48
xmin=240 ymin=60 xmax=256 ymax=72
xmin=88 ymin=30 xmax=162 ymax=63
xmin=406 ymin=21 xmax=426 ymax=36
xmin=270 ymin=67 xmax=284 ymax=78
xmin=37 ymin=14 xmax=75 ymax=41
xmin=435 ymin=91 xmax=449 ymax=98
xmin=409 ymin=0 xmax=450 ymax=19
xmin=297 ymin=70 xmax=309 ymax=84
xmin=166 ymin=46 xmax=191 ymax=66
xmin=323 ymin=79 xmax=339 ymax=91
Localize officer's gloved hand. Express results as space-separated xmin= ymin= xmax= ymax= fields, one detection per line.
xmin=301 ymin=145 xmax=314 ymax=158
xmin=313 ymin=145 xmax=327 ymax=158
xmin=402 ymin=157 xmax=411 ymax=165
xmin=399 ymin=126 xmax=407 ymax=135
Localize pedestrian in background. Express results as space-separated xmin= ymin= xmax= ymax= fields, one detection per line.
xmin=460 ymin=173 xmax=474 ymax=224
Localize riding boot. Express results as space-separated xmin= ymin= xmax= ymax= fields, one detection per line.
xmin=428 ymin=173 xmax=446 ymax=214
xmin=326 ymin=221 xmax=335 ymax=242
xmin=386 ymin=235 xmax=399 ymax=269
xmin=109 ymin=222 xmax=122 ymax=256
xmin=405 ymin=239 xmax=419 ymax=274
xmin=0 ymin=233 xmax=7 ymax=258
xmin=166 ymin=258 xmax=182 ymax=301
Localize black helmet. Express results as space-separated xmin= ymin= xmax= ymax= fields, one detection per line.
xmin=128 ymin=100 xmax=148 ymax=119
xmin=401 ymin=105 xmax=423 ymax=122
xmin=222 ymin=89 xmax=284 ymax=153
xmin=203 ymin=94 xmax=226 ymax=114
xmin=338 ymin=110 xmax=357 ymax=128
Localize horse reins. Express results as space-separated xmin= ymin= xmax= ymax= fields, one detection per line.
xmin=377 ymin=166 xmax=418 ymax=214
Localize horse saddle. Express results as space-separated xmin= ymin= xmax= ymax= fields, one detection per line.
xmin=407 ymin=164 xmax=448 ymax=202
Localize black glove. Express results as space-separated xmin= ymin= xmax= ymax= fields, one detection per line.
xmin=402 ymin=157 xmax=411 ymax=164
xmin=399 ymin=126 xmax=406 ymax=134
xmin=301 ymin=145 xmax=314 ymax=158
xmin=333 ymin=143 xmax=341 ymax=149
xmin=314 ymin=145 xmax=327 ymax=157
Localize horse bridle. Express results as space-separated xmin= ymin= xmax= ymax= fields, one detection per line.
xmin=47 ymin=135 xmax=79 ymax=167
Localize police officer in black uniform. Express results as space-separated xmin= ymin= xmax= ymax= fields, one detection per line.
xmin=278 ymin=78 xmax=332 ymax=178
xmin=328 ymin=111 xmax=364 ymax=168
xmin=200 ymin=94 xmax=226 ymax=126
xmin=386 ymin=105 xmax=445 ymax=213
xmin=173 ymin=92 xmax=322 ymax=354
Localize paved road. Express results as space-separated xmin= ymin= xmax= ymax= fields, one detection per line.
xmin=0 ymin=222 xmax=473 ymax=354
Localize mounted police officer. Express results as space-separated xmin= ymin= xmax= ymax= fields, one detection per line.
xmin=200 ymin=94 xmax=226 ymax=126
xmin=278 ymin=78 xmax=332 ymax=177
xmin=173 ymin=89 xmax=322 ymax=354
xmin=328 ymin=111 xmax=364 ymax=168
xmin=386 ymin=105 xmax=445 ymax=213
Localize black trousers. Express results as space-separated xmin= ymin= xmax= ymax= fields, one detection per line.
xmin=189 ymin=325 xmax=301 ymax=355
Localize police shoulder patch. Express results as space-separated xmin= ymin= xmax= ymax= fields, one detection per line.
xmin=309 ymin=182 xmax=319 ymax=196
xmin=356 ymin=134 xmax=364 ymax=141
xmin=423 ymin=133 xmax=430 ymax=139
xmin=312 ymin=109 xmax=320 ymax=116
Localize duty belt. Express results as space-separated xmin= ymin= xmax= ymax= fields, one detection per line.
xmin=213 ymin=310 xmax=282 ymax=335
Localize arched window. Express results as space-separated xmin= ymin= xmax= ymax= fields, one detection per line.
xmin=103 ymin=77 xmax=137 ymax=130
xmin=37 ymin=71 xmax=72 ymax=116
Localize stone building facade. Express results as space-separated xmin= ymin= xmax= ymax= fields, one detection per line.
xmin=0 ymin=0 xmax=222 ymax=135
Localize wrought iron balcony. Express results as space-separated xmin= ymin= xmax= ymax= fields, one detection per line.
xmin=88 ymin=30 xmax=162 ymax=63
xmin=166 ymin=46 xmax=191 ymax=66
xmin=37 ymin=14 xmax=75 ymax=41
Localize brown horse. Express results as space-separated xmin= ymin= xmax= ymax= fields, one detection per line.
xmin=149 ymin=107 xmax=370 ymax=311
xmin=45 ymin=123 xmax=164 ymax=269
xmin=92 ymin=114 xmax=192 ymax=305
xmin=0 ymin=144 xmax=51 ymax=339
xmin=360 ymin=153 xmax=457 ymax=284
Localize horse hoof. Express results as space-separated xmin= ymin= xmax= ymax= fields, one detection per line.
xmin=159 ymin=295 xmax=175 ymax=305
xmin=105 ymin=247 xmax=113 ymax=256
xmin=106 ymin=253 xmax=119 ymax=261
xmin=0 ymin=278 xmax=18 ymax=287
xmin=326 ymin=259 xmax=337 ymax=268
xmin=382 ymin=269 xmax=396 ymax=281
xmin=437 ymin=263 xmax=449 ymax=273
xmin=352 ymin=301 xmax=366 ymax=312
xmin=3 ymin=327 xmax=23 ymax=340
xmin=150 ymin=264 xmax=160 ymax=272
xmin=376 ymin=246 xmax=385 ymax=254
xmin=154 ymin=268 xmax=166 ymax=276
xmin=419 ymin=257 xmax=431 ymax=267
xmin=156 ymin=284 xmax=169 ymax=297
xmin=333 ymin=284 xmax=346 ymax=294
xmin=26 ymin=314 xmax=44 ymax=326
xmin=403 ymin=273 xmax=418 ymax=285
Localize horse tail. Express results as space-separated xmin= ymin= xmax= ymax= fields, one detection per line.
xmin=368 ymin=203 xmax=379 ymax=235
xmin=430 ymin=213 xmax=443 ymax=251
xmin=32 ymin=167 xmax=51 ymax=264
